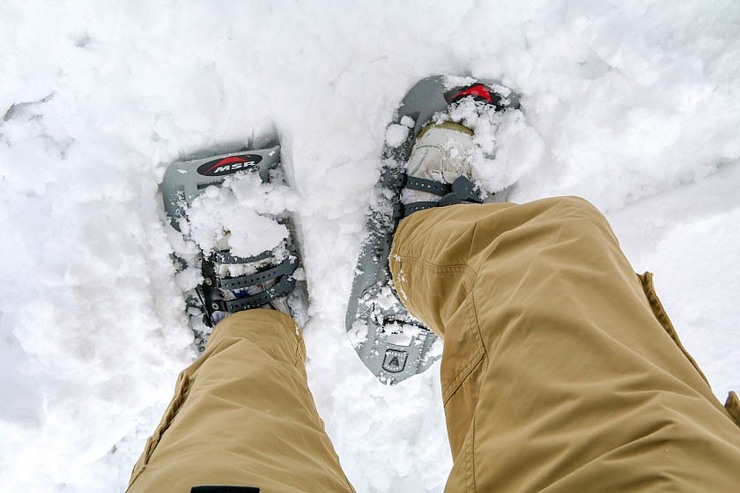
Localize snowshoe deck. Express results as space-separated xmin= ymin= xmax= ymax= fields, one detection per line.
xmin=161 ymin=143 xmax=308 ymax=346
xmin=346 ymin=75 xmax=519 ymax=385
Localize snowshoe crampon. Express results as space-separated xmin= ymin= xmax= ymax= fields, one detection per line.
xmin=161 ymin=142 xmax=307 ymax=347
xmin=346 ymin=75 xmax=519 ymax=385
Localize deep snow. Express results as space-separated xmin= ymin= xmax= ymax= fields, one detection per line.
xmin=1 ymin=1 xmax=739 ymax=492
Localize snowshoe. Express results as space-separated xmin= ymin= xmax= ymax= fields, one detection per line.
xmin=346 ymin=75 xmax=520 ymax=385
xmin=161 ymin=141 xmax=307 ymax=347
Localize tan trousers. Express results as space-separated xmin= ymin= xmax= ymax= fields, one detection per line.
xmin=128 ymin=197 xmax=740 ymax=493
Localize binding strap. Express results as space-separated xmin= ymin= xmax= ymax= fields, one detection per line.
xmin=213 ymin=249 xmax=272 ymax=264
xmin=199 ymin=254 xmax=299 ymax=324
xmin=393 ymin=174 xmax=483 ymax=223
xmin=217 ymin=257 xmax=298 ymax=290
xmin=220 ymin=275 xmax=297 ymax=312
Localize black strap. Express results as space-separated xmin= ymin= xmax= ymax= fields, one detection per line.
xmin=404 ymin=175 xmax=452 ymax=196
xmin=441 ymin=175 xmax=482 ymax=204
xmin=214 ymin=248 xmax=274 ymax=265
xmin=199 ymin=250 xmax=299 ymax=323
xmin=394 ymin=176 xmax=483 ymax=222
xmin=219 ymin=276 xmax=297 ymax=312
xmin=394 ymin=201 xmax=439 ymax=220
xmin=390 ymin=173 xmax=453 ymax=196
xmin=217 ymin=257 xmax=297 ymax=290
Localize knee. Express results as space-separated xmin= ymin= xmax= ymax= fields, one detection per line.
xmin=550 ymin=196 xmax=607 ymax=223
xmin=537 ymin=196 xmax=614 ymax=240
xmin=553 ymin=196 xmax=600 ymax=214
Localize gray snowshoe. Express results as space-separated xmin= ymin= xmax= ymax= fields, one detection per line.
xmin=346 ymin=75 xmax=519 ymax=385
xmin=161 ymin=141 xmax=307 ymax=347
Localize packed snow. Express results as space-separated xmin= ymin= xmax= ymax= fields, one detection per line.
xmin=1 ymin=1 xmax=739 ymax=492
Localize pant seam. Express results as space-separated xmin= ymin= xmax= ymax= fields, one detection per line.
xmin=467 ymin=411 xmax=478 ymax=493
xmin=393 ymin=257 xmax=475 ymax=276
xmin=393 ymin=255 xmax=486 ymax=405
xmin=393 ymin=252 xmax=486 ymax=492
xmin=638 ymin=272 xmax=710 ymax=384
xmin=442 ymin=299 xmax=486 ymax=405
xmin=294 ymin=330 xmax=305 ymax=367
xmin=127 ymin=370 xmax=192 ymax=491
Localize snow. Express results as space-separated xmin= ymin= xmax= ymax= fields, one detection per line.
xmin=385 ymin=123 xmax=410 ymax=148
xmin=1 ymin=1 xmax=739 ymax=491
xmin=185 ymin=173 xmax=294 ymax=259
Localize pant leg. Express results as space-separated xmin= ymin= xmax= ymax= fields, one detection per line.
xmin=390 ymin=196 xmax=740 ymax=493
xmin=126 ymin=309 xmax=354 ymax=493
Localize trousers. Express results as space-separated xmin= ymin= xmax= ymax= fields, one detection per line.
xmin=127 ymin=196 xmax=740 ymax=492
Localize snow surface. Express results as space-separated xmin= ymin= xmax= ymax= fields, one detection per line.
xmin=1 ymin=1 xmax=739 ymax=491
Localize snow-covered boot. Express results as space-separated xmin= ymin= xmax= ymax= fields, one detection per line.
xmin=395 ymin=121 xmax=481 ymax=219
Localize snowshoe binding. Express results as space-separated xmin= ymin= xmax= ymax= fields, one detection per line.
xmin=346 ymin=75 xmax=520 ymax=385
xmin=161 ymin=140 xmax=307 ymax=347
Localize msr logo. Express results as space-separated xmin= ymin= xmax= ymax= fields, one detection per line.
xmin=197 ymin=154 xmax=263 ymax=176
